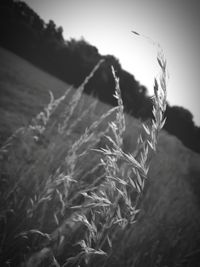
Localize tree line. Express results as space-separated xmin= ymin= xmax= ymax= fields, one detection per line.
xmin=0 ymin=0 xmax=199 ymax=153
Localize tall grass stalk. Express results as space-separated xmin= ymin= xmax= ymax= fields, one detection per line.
xmin=59 ymin=59 xmax=104 ymax=134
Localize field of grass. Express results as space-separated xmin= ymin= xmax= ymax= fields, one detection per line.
xmin=1 ymin=46 xmax=200 ymax=267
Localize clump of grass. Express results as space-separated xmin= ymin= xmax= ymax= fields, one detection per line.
xmin=61 ymin=43 xmax=167 ymax=266
xmin=0 ymin=36 xmax=167 ymax=267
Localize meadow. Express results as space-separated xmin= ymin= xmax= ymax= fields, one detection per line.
xmin=0 ymin=46 xmax=200 ymax=267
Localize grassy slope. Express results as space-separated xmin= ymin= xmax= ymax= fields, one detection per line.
xmin=1 ymin=46 xmax=200 ymax=266
xmin=0 ymin=46 xmax=71 ymax=144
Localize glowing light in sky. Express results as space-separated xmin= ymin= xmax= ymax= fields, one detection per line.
xmin=24 ymin=0 xmax=200 ymax=125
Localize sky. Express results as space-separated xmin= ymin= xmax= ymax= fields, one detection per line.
xmin=24 ymin=0 xmax=200 ymax=126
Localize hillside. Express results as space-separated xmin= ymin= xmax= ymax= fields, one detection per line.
xmin=1 ymin=0 xmax=200 ymax=154
xmin=1 ymin=47 xmax=200 ymax=266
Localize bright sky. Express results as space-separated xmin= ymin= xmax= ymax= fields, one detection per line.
xmin=24 ymin=0 xmax=200 ymax=126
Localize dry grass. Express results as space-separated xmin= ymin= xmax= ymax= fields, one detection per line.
xmin=0 ymin=40 xmax=167 ymax=266
xmin=0 ymin=45 xmax=200 ymax=267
